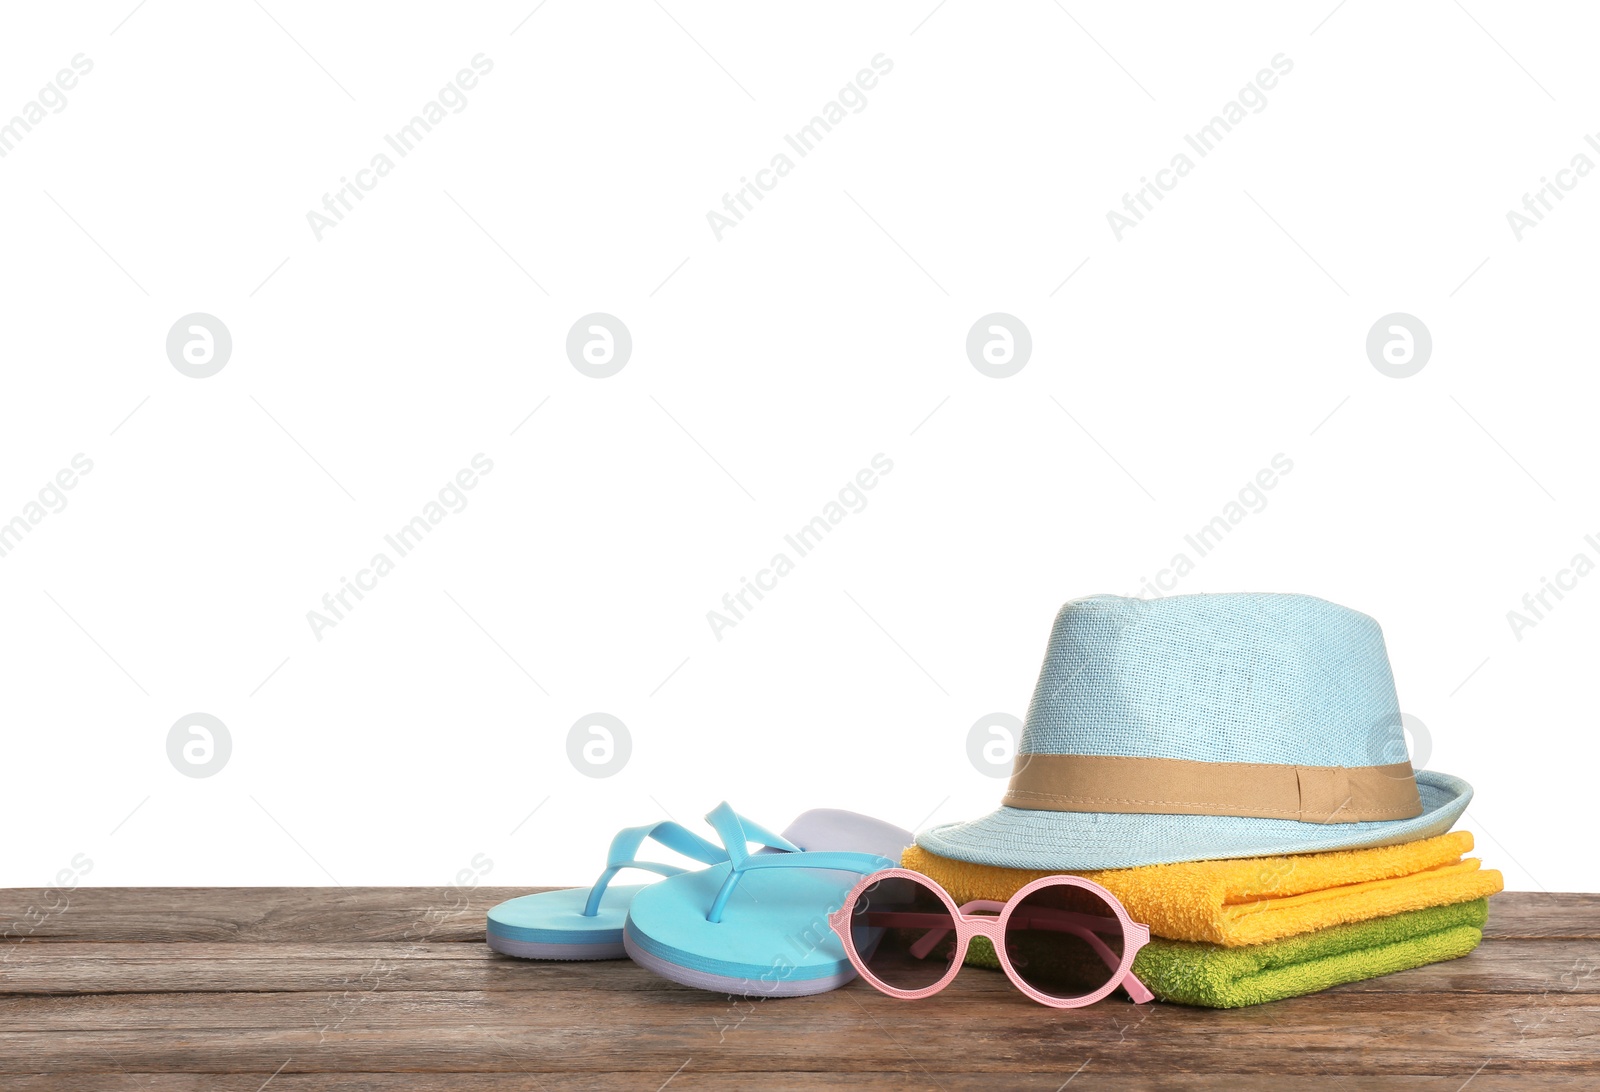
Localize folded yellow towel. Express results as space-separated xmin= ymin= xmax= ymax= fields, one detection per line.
xmin=901 ymin=830 xmax=1503 ymax=947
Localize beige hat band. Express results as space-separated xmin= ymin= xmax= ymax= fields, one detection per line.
xmin=1004 ymin=753 xmax=1424 ymax=825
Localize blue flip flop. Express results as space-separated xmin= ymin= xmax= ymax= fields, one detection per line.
xmin=486 ymin=810 xmax=796 ymax=960
xmin=623 ymin=803 xmax=913 ymax=997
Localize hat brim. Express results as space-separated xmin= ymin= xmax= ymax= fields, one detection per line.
xmin=916 ymin=770 xmax=1472 ymax=871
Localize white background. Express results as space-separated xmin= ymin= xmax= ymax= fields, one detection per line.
xmin=2 ymin=2 xmax=1594 ymax=893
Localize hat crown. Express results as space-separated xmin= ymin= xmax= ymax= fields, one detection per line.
xmin=1022 ymin=593 xmax=1408 ymax=768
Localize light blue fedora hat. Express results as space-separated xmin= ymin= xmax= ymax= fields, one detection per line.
xmin=919 ymin=592 xmax=1472 ymax=871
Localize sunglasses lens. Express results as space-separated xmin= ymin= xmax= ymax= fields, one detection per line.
xmin=848 ymin=875 xmax=959 ymax=991
xmin=1003 ymin=883 xmax=1126 ymax=1000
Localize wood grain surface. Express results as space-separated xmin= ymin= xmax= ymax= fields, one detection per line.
xmin=1 ymin=888 xmax=1595 ymax=1090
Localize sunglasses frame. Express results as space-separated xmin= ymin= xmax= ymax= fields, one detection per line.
xmin=828 ymin=867 xmax=1154 ymax=1007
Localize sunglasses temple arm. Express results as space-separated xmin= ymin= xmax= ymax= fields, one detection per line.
xmin=901 ymin=898 xmax=1007 ymax=959
xmin=971 ymin=906 xmax=1151 ymax=996
xmin=907 ymin=927 xmax=949 ymax=961
xmin=1026 ymin=918 xmax=1154 ymax=1003
xmin=1122 ymin=970 xmax=1155 ymax=1004
xmin=1022 ymin=918 xmax=1126 ymax=975
xmin=849 ymin=911 xmax=963 ymax=962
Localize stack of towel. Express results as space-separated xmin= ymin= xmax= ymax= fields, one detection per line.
xmin=901 ymin=830 xmax=1502 ymax=1008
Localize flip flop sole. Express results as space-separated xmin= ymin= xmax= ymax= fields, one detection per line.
xmin=623 ymin=859 xmax=896 ymax=997
xmin=485 ymin=883 xmax=646 ymax=960
xmin=488 ymin=934 xmax=625 ymax=960
xmin=623 ymin=930 xmax=856 ymax=996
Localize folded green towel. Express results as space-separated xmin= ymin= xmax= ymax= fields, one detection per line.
xmin=967 ymin=898 xmax=1488 ymax=1009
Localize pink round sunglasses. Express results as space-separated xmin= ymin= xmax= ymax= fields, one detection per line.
xmin=827 ymin=868 xmax=1154 ymax=1007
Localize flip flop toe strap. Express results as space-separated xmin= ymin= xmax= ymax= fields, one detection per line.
xmin=704 ymin=802 xmax=892 ymax=924
xmin=580 ymin=820 xmax=727 ymax=917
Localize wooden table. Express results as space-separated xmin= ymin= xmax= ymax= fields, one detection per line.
xmin=2 ymin=888 xmax=1595 ymax=1089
